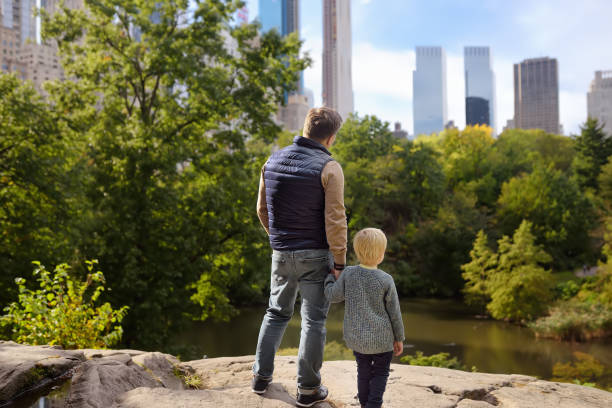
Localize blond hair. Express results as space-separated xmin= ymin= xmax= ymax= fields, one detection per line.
xmin=353 ymin=228 xmax=387 ymax=266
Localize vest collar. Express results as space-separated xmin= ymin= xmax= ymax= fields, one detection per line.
xmin=294 ymin=136 xmax=332 ymax=156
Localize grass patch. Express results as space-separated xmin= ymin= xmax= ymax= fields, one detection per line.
xmin=173 ymin=365 xmax=204 ymax=390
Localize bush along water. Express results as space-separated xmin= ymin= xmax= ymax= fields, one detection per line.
xmin=400 ymin=351 xmax=475 ymax=372
xmin=530 ymin=220 xmax=612 ymax=341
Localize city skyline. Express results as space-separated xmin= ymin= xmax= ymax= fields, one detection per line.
xmin=245 ymin=0 xmax=612 ymax=135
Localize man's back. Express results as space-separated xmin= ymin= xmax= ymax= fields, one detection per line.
xmin=264 ymin=137 xmax=334 ymax=251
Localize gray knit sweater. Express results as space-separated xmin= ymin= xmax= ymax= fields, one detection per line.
xmin=324 ymin=265 xmax=405 ymax=354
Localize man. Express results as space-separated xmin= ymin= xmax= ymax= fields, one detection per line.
xmin=252 ymin=107 xmax=348 ymax=407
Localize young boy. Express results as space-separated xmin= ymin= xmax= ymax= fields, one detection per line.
xmin=324 ymin=228 xmax=405 ymax=408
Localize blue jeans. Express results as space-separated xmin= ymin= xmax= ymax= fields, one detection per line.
xmin=354 ymin=350 xmax=394 ymax=408
xmin=253 ymin=249 xmax=331 ymax=393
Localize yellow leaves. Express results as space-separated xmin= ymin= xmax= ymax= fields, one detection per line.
xmin=392 ymin=144 xmax=404 ymax=153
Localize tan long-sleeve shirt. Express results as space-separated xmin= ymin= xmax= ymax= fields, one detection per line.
xmin=257 ymin=160 xmax=348 ymax=265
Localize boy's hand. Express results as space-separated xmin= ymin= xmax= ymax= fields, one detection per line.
xmin=333 ymin=269 xmax=342 ymax=279
xmin=393 ymin=341 xmax=403 ymax=356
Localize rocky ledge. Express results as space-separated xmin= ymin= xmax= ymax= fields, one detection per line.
xmin=1 ymin=341 xmax=611 ymax=408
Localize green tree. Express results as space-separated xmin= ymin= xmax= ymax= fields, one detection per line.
xmin=1 ymin=260 xmax=128 ymax=349
xmin=331 ymin=115 xmax=445 ymax=293
xmin=42 ymin=0 xmax=309 ymax=348
xmin=597 ymin=160 xmax=612 ymax=207
xmin=572 ymin=118 xmax=612 ymax=191
xmin=461 ymin=230 xmax=496 ymax=310
xmin=487 ymin=220 xmax=554 ymax=321
xmin=0 ymin=75 xmax=78 ymax=309
xmin=420 ymin=125 xmax=498 ymax=207
xmin=494 ymin=129 xmax=575 ymax=176
xmin=407 ymin=189 xmax=486 ymax=296
xmin=497 ymin=165 xmax=595 ymax=268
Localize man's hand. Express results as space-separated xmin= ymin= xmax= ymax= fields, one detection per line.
xmin=393 ymin=341 xmax=403 ymax=357
xmin=333 ymin=268 xmax=342 ymax=279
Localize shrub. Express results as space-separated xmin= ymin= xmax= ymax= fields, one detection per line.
xmin=0 ymin=260 xmax=128 ymax=349
xmin=554 ymin=279 xmax=581 ymax=301
xmin=529 ymin=301 xmax=612 ymax=341
xmin=400 ymin=351 xmax=472 ymax=371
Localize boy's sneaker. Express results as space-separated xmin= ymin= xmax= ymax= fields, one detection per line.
xmin=296 ymin=385 xmax=329 ymax=407
xmin=251 ymin=375 xmax=272 ymax=394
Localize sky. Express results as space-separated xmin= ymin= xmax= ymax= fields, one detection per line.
xmin=245 ymin=0 xmax=612 ymax=135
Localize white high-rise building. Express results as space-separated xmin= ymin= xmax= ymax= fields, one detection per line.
xmin=587 ymin=70 xmax=612 ymax=137
xmin=464 ymin=46 xmax=496 ymax=134
xmin=322 ymin=0 xmax=353 ymax=121
xmin=413 ymin=46 xmax=447 ymax=136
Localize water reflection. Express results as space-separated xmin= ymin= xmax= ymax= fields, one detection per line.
xmin=172 ymin=299 xmax=612 ymax=385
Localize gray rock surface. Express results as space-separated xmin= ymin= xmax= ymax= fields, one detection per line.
xmin=2 ymin=342 xmax=611 ymax=407
xmin=180 ymin=355 xmax=612 ymax=408
xmin=0 ymin=342 xmax=184 ymax=408
xmin=0 ymin=340 xmax=85 ymax=403
xmin=63 ymin=353 xmax=163 ymax=408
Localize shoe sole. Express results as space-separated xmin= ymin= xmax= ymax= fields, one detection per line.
xmin=295 ymin=398 xmax=327 ymax=407
xmin=252 ymin=383 xmax=270 ymax=394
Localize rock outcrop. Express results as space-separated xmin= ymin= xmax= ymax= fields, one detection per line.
xmin=0 ymin=341 xmax=84 ymax=404
xmin=1 ymin=341 xmax=611 ymax=408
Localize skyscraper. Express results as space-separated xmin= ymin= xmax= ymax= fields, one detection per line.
xmin=0 ymin=1 xmax=82 ymax=88
xmin=1 ymin=0 xmax=15 ymax=28
xmin=464 ymin=46 xmax=496 ymax=132
xmin=413 ymin=46 xmax=447 ymax=136
xmin=259 ymin=0 xmax=302 ymax=94
xmin=322 ymin=0 xmax=353 ymax=121
xmin=258 ymin=0 xmax=307 ymax=131
xmin=19 ymin=0 xmax=35 ymax=43
xmin=513 ymin=57 xmax=559 ymax=134
xmin=587 ymin=70 xmax=612 ymax=136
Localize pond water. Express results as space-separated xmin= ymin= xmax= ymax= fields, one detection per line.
xmin=173 ymin=299 xmax=612 ymax=384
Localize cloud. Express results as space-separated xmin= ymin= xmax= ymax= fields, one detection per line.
xmin=446 ymin=53 xmax=466 ymax=129
xmin=493 ymin=57 xmax=516 ymax=133
xmin=302 ymin=33 xmax=323 ymax=107
xmin=352 ymin=43 xmax=413 ymax=100
xmin=352 ymin=43 xmax=414 ymax=132
xmin=560 ymin=90 xmax=587 ymax=135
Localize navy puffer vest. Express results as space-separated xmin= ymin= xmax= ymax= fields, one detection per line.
xmin=264 ymin=136 xmax=335 ymax=251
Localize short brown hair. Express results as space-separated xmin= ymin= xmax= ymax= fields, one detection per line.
xmin=303 ymin=107 xmax=343 ymax=143
xmin=353 ymin=228 xmax=387 ymax=266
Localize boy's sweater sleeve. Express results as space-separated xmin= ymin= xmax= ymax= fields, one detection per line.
xmin=384 ymin=277 xmax=405 ymax=342
xmin=324 ymin=272 xmax=345 ymax=303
